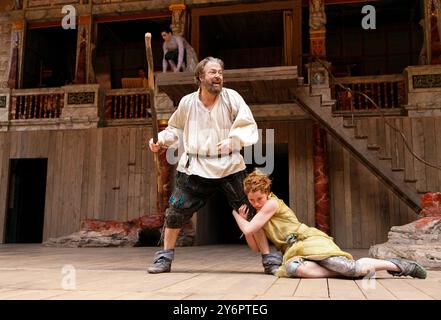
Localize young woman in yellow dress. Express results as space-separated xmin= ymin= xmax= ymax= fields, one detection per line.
xmin=232 ymin=170 xmax=427 ymax=279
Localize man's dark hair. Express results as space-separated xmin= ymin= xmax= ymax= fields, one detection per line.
xmin=194 ymin=57 xmax=224 ymax=86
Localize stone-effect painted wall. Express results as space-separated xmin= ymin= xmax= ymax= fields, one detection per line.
xmin=0 ymin=14 xmax=11 ymax=88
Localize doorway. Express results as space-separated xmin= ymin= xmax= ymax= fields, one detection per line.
xmin=5 ymin=159 xmax=48 ymax=243
xmin=23 ymin=26 xmax=77 ymax=88
xmin=95 ymin=18 xmax=170 ymax=88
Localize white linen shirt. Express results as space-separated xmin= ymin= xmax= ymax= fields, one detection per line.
xmin=158 ymin=88 xmax=258 ymax=178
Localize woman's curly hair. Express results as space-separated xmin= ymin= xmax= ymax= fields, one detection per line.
xmin=243 ymin=169 xmax=272 ymax=195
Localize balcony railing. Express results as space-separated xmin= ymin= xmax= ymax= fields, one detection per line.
xmin=332 ymin=74 xmax=405 ymax=114
xmin=104 ymin=88 xmax=151 ymax=120
xmin=11 ymin=88 xmax=64 ymax=120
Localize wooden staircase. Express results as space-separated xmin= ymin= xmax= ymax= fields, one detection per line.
xmin=294 ymin=85 xmax=422 ymax=213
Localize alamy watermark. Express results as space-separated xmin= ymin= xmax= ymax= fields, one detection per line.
xmin=61 ymin=264 xmax=76 ymax=290
xmin=62 ymin=5 xmax=76 ymax=30
xmin=362 ymin=5 xmax=376 ymax=30
xmin=361 ymin=266 xmax=377 ymax=290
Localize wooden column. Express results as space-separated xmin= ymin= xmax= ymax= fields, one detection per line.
xmin=422 ymin=0 xmax=441 ymax=64
xmin=309 ymin=0 xmax=331 ymax=235
xmin=75 ymin=15 xmax=94 ymax=84
xmin=169 ymin=3 xmax=186 ymax=37
xmin=8 ymin=18 xmax=25 ymax=89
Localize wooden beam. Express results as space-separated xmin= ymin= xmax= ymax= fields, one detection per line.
xmin=191 ymin=1 xmax=297 ymax=16
xmin=302 ymin=0 xmax=380 ymax=5
xmin=94 ymin=11 xmax=170 ymax=23
xmin=156 ymin=66 xmax=299 ymax=105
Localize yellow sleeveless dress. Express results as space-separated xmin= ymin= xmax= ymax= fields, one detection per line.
xmin=262 ymin=193 xmax=353 ymax=278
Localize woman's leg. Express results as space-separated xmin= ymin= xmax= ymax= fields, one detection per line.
xmin=286 ymin=258 xmax=340 ymax=278
xmin=252 ymin=229 xmax=270 ymax=254
xmin=168 ymin=60 xmax=177 ymax=72
xmin=317 ymin=256 xmax=427 ymax=278
xmin=357 ymin=257 xmax=426 ymax=279
xmin=248 ymin=229 xmax=282 ymax=275
xmin=354 ymin=257 xmax=399 ymax=274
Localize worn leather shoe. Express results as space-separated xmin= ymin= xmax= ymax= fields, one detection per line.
xmin=387 ymin=258 xmax=427 ymax=279
xmin=262 ymin=252 xmax=283 ymax=275
xmin=147 ymin=249 xmax=174 ymax=274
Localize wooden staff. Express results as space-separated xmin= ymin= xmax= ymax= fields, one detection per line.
xmin=145 ymin=33 xmax=164 ymax=202
xmin=145 ymin=33 xmax=159 ymax=142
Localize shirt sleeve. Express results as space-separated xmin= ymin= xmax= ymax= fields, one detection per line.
xmin=227 ymin=90 xmax=258 ymax=148
xmin=158 ymin=97 xmax=187 ymax=147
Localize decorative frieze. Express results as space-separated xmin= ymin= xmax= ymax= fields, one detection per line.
xmin=67 ymin=91 xmax=95 ymax=105
xmin=0 ymin=96 xmax=7 ymax=108
xmin=0 ymin=16 xmax=12 ymax=88
xmin=404 ymin=65 xmax=441 ymax=116
xmin=412 ymin=74 xmax=441 ymax=89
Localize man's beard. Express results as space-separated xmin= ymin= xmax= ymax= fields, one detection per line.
xmin=201 ymin=78 xmax=223 ymax=94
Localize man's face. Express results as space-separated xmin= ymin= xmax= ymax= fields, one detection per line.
xmin=138 ymin=69 xmax=146 ymax=78
xmin=200 ymin=62 xmax=224 ymax=94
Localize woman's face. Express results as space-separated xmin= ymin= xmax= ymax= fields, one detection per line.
xmin=247 ymin=190 xmax=269 ymax=211
xmin=161 ymin=32 xmax=172 ymax=42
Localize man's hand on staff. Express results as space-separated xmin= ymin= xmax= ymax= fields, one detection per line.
xmin=149 ymin=138 xmax=165 ymax=152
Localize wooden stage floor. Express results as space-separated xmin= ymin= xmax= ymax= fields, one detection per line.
xmin=0 ymin=244 xmax=440 ymax=300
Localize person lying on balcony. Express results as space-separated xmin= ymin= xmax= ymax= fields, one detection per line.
xmin=232 ymin=169 xmax=427 ymax=279
xmin=147 ymin=57 xmax=282 ymax=274
xmin=161 ymin=27 xmax=198 ymax=73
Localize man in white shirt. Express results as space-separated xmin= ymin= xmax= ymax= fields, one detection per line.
xmin=148 ymin=57 xmax=277 ymax=274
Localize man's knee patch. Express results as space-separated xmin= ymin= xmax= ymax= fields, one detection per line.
xmin=164 ymin=208 xmax=194 ymax=228
xmin=164 ymin=209 xmax=184 ymax=228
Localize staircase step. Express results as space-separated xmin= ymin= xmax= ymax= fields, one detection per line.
xmin=322 ymin=100 xmax=336 ymax=107
xmin=343 ymin=118 xmax=356 ymax=128
xmin=367 ymin=145 xmax=380 ymax=150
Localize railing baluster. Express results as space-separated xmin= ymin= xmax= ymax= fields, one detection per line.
xmin=129 ymin=95 xmax=133 ymax=118
xmin=18 ymin=96 xmax=23 ymax=119
xmin=141 ymin=94 xmax=145 ymax=118
xmin=367 ymin=83 xmax=371 ymax=110
xmin=25 ymin=95 xmax=31 ymax=119
xmin=58 ymin=93 xmax=63 ymax=117
xmin=390 ymin=81 xmax=396 ymax=109
xmin=11 ymin=96 xmax=17 ymax=119
xmin=376 ymin=82 xmax=381 ymax=109
xmin=397 ymin=81 xmax=404 ymax=107
xmin=134 ymin=94 xmax=139 ymax=119
xmin=38 ymin=95 xmax=43 ymax=118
